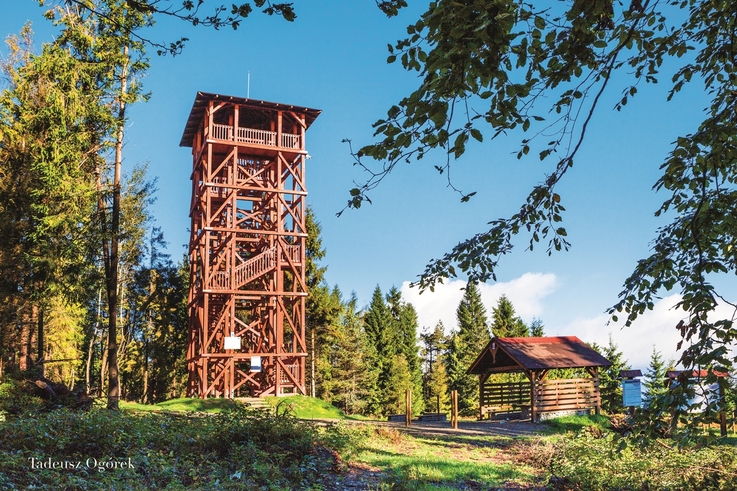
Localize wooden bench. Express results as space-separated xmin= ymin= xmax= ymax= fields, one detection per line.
xmin=480 ymin=404 xmax=518 ymax=420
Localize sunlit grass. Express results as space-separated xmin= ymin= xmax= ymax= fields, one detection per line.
xmin=263 ymin=395 xmax=374 ymax=420
xmin=120 ymin=397 xmax=237 ymax=413
xmin=346 ymin=426 xmax=540 ymax=489
xmin=541 ymin=413 xmax=611 ymax=434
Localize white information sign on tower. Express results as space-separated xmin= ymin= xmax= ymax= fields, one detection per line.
xmin=224 ymin=335 xmax=241 ymax=350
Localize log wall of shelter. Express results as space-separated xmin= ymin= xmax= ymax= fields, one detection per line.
xmin=532 ymin=377 xmax=599 ymax=413
xmin=481 ymin=381 xmax=530 ymax=415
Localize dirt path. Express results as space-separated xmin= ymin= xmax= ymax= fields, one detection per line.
xmin=314 ymin=418 xmax=549 ymax=490
xmin=313 ymin=417 xmax=547 ymax=439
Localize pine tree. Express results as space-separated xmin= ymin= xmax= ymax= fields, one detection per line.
xmin=328 ymin=294 xmax=373 ymax=415
xmin=446 ymin=282 xmax=491 ymax=415
xmin=491 ymin=295 xmax=529 ymax=338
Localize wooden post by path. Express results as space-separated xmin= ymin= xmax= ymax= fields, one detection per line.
xmin=719 ymin=377 xmax=727 ymax=437
xmin=405 ymin=389 xmax=412 ymax=427
xmin=451 ymin=390 xmax=458 ymax=429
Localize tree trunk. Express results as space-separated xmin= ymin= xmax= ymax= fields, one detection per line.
xmin=105 ymin=44 xmax=129 ymax=410
xmin=86 ymin=289 xmax=101 ymax=394
xmin=310 ymin=327 xmax=315 ymax=397
xmin=37 ymin=306 xmax=45 ymax=378
xmin=100 ymin=331 xmax=108 ymax=397
xmin=19 ymin=308 xmax=31 ymax=371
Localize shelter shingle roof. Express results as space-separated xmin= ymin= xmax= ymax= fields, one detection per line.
xmin=467 ymin=336 xmax=612 ymax=375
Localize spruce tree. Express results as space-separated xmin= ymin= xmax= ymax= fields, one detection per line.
xmin=447 ymin=282 xmax=491 ymax=415
xmin=363 ymin=285 xmax=395 ymax=414
xmin=530 ymin=317 xmax=545 ymax=337
xmin=387 ymin=287 xmax=424 ymax=414
xmin=304 ymin=207 xmax=342 ymax=398
xmin=491 ymin=295 xmax=529 ymax=338
xmin=324 ymin=293 xmax=373 ymax=415
xmin=643 ymin=347 xmax=669 ymax=407
xmin=384 ymin=354 xmax=413 ymax=415
xmin=592 ymin=336 xmax=630 ymax=414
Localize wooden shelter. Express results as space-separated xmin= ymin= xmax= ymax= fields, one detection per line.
xmin=181 ymin=92 xmax=321 ymax=398
xmin=467 ymin=336 xmax=611 ymax=422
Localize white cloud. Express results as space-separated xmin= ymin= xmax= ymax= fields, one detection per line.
xmin=402 ymin=274 xmax=736 ymax=373
xmin=549 ymin=294 xmax=684 ymax=370
xmin=553 ymin=294 xmax=736 ymax=370
xmin=400 ymin=272 xmax=558 ymax=334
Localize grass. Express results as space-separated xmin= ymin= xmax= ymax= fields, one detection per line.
xmin=541 ymin=413 xmax=611 ymax=434
xmin=120 ymin=397 xmax=239 ymax=413
xmin=262 ymin=395 xmax=376 ymax=420
xmin=331 ymin=424 xmax=542 ymax=490
xmin=120 ymin=394 xmax=368 ymax=420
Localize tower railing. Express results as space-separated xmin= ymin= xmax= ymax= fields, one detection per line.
xmin=211 ymin=123 xmax=301 ymax=149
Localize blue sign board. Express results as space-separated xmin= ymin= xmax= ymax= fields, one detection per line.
xmin=622 ymin=379 xmax=642 ymax=407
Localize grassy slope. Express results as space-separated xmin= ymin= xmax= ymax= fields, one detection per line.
xmin=263 ymin=395 xmax=345 ymax=419
xmin=120 ymin=394 xmax=364 ymax=419
xmin=120 ymin=397 xmax=238 ymax=413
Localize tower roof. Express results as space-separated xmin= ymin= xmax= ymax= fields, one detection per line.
xmin=180 ymin=91 xmax=321 ymax=148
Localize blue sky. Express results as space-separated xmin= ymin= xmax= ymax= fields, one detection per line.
xmin=2 ymin=1 xmax=724 ymax=369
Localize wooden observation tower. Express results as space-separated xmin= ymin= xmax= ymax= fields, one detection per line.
xmin=180 ymin=92 xmax=320 ymax=398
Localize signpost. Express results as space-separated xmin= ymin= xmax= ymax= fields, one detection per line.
xmin=620 ymin=369 xmax=643 ymax=415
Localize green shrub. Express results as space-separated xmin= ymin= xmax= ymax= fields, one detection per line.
xmin=541 ymin=431 xmax=737 ymax=490
xmin=0 ymin=405 xmax=336 ymax=490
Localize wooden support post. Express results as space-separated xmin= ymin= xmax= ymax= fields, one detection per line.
xmin=592 ymin=367 xmax=601 ymax=416
xmin=479 ymin=376 xmax=484 ymax=420
xmin=451 ymin=390 xmax=458 ymax=429
xmin=405 ymin=389 xmax=412 ymax=427
xmin=530 ymin=371 xmax=537 ymax=423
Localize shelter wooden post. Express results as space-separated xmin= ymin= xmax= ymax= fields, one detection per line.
xmin=479 ymin=373 xmax=487 ymax=420
xmin=529 ymin=371 xmax=537 ymax=423
xmin=405 ymin=389 xmax=412 ymax=427
xmin=590 ymin=367 xmax=601 ymax=415
xmin=451 ymin=390 xmax=458 ymax=429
